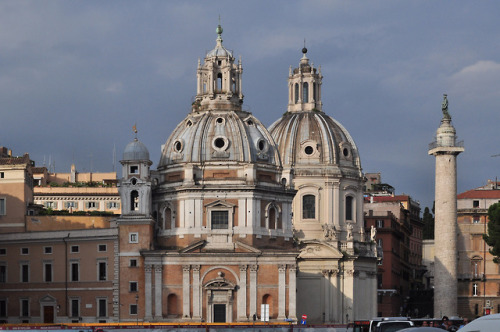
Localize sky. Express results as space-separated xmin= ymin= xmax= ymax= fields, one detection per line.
xmin=1 ymin=0 xmax=500 ymax=211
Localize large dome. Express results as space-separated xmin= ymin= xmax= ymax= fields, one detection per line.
xmin=158 ymin=110 xmax=281 ymax=168
xmin=269 ymin=111 xmax=361 ymax=174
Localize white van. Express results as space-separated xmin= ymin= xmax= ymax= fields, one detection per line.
xmin=458 ymin=313 xmax=500 ymax=331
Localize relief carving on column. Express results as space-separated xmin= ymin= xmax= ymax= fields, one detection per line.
xmin=287 ymin=264 xmax=297 ymax=272
xmin=145 ymin=264 xmax=153 ymax=273
xmin=154 ymin=265 xmax=163 ymax=273
xmin=182 ymin=265 xmax=191 ymax=272
xmin=345 ymin=269 xmax=355 ymax=277
xmin=192 ymin=265 xmax=200 ymax=272
xmin=278 ymin=264 xmax=287 ymax=272
xmin=367 ymin=271 xmax=377 ymax=279
xmin=239 ymin=265 xmax=247 ymax=272
xmin=330 ymin=269 xmax=339 ymax=277
xmin=250 ymin=264 xmax=258 ymax=272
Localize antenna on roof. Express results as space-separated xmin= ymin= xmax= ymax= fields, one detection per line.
xmin=112 ymin=143 xmax=116 ymax=173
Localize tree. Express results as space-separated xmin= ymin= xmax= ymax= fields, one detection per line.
xmin=422 ymin=205 xmax=435 ymax=240
xmin=483 ymin=202 xmax=500 ymax=263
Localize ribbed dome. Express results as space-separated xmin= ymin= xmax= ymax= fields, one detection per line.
xmin=158 ymin=111 xmax=281 ymax=168
xmin=123 ymin=138 xmax=150 ymax=161
xmin=269 ymin=111 xmax=361 ymax=172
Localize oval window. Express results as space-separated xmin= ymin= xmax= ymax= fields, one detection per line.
xmin=258 ymin=140 xmax=266 ymax=151
xmin=174 ymin=140 xmax=182 ymax=152
xmin=214 ymin=138 xmax=226 ymax=149
xmin=343 ymin=148 xmax=349 ymax=157
xmin=216 ymin=117 xmax=224 ymax=124
xmin=305 ymin=146 xmax=314 ymax=155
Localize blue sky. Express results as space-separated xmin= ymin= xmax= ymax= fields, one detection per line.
xmin=1 ymin=1 xmax=499 ymax=210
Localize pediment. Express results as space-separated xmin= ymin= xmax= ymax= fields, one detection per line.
xmin=298 ymin=241 xmax=343 ymax=260
xmin=205 ymin=200 xmax=236 ymax=209
xmin=179 ymin=240 xmax=206 ymax=253
xmin=40 ymin=294 xmax=56 ymax=303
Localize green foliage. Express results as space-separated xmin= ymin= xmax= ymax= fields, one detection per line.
xmin=422 ymin=206 xmax=435 ymax=240
xmin=483 ymin=202 xmax=500 ymax=263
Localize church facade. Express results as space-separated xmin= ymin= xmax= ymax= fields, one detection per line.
xmin=116 ymin=26 xmax=377 ymax=323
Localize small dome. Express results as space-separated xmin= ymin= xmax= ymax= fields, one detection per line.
xmin=123 ymin=138 xmax=150 ymax=161
xmin=158 ymin=111 xmax=280 ymax=168
xmin=206 ymin=23 xmax=232 ymax=58
xmin=269 ymin=111 xmax=361 ymax=172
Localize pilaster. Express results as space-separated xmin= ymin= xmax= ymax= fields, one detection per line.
xmin=182 ymin=265 xmax=191 ymax=319
xmin=278 ymin=264 xmax=286 ymax=319
xmin=154 ymin=265 xmax=163 ymax=320
xmin=145 ymin=264 xmax=153 ymax=320
xmin=249 ymin=264 xmax=258 ymax=318
xmin=192 ymin=265 xmax=201 ymax=320
xmin=238 ymin=265 xmax=248 ymax=320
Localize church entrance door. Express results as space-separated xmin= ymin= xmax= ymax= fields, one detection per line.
xmin=213 ymin=304 xmax=226 ymax=322
xmin=43 ymin=306 xmax=54 ymax=323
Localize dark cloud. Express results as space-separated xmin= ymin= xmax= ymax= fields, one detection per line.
xmin=1 ymin=0 xmax=499 ymax=210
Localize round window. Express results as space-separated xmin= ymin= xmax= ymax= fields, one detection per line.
xmin=257 ymin=139 xmax=266 ymax=151
xmin=174 ymin=140 xmax=182 ymax=152
xmin=214 ymin=138 xmax=226 ymax=149
xmin=216 ymin=117 xmax=224 ymax=124
xmin=305 ymin=146 xmax=314 ymax=155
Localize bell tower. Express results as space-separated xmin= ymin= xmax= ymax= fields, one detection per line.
xmin=194 ymin=23 xmax=243 ymax=111
xmin=287 ymin=46 xmax=323 ymax=112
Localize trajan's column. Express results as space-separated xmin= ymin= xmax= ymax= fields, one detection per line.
xmin=428 ymin=94 xmax=464 ymax=318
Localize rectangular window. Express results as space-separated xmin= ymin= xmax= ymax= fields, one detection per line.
xmin=0 ymin=264 xmax=6 ymax=283
xmin=346 ymin=196 xmax=353 ymax=221
xmin=21 ymin=264 xmax=29 ymax=283
xmin=65 ymin=201 xmax=77 ymax=209
xmin=0 ymin=172 xmax=4 ymax=179
xmin=376 ymin=219 xmax=384 ymax=228
xmin=0 ymin=198 xmax=5 ymax=215
xmin=71 ymin=299 xmax=79 ymax=318
xmin=129 ymin=233 xmax=138 ymax=243
xmin=0 ymin=248 xmax=5 ymax=255
xmin=0 ymin=299 xmax=6 ymax=317
xmin=71 ymin=262 xmax=79 ymax=282
xmin=98 ymin=298 xmax=107 ymax=317
xmin=44 ymin=263 xmax=52 ymax=282
xmin=21 ymin=299 xmax=29 ymax=317
xmin=130 ymin=304 xmax=138 ymax=315
xmin=98 ymin=261 xmax=107 ymax=281
xmin=473 ymin=216 xmax=480 ymax=224
xmin=107 ymin=202 xmax=119 ymax=209
xmin=130 ymin=166 xmax=139 ymax=174
xmin=211 ymin=211 xmax=229 ymax=229
xmin=44 ymin=246 xmax=52 ymax=254
xmin=129 ymin=259 xmax=137 ymax=267
xmin=473 ymin=200 xmax=480 ymax=208
xmin=71 ymin=245 xmax=79 ymax=253
xmin=86 ymin=202 xmax=98 ymax=209
xmin=21 ymin=247 xmax=29 ymax=255
xmin=45 ymin=201 xmax=56 ymax=209
xmin=130 ymin=281 xmax=138 ymax=292
xmin=98 ymin=244 xmax=107 ymax=252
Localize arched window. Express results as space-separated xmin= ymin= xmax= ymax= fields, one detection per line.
xmin=217 ymin=73 xmax=223 ymax=91
xmin=313 ymin=82 xmax=317 ymax=101
xmin=165 ymin=207 xmax=172 ymax=229
xmin=294 ymin=83 xmax=299 ymax=103
xmin=345 ymin=196 xmax=353 ymax=221
xmin=303 ymin=82 xmax=309 ymax=103
xmin=167 ymin=294 xmax=178 ymax=316
xmin=131 ymin=191 xmax=139 ymax=211
xmin=269 ymin=207 xmax=276 ymax=229
xmin=303 ymin=195 xmax=315 ymax=219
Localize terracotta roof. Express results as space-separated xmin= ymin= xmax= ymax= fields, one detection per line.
xmin=0 ymin=153 xmax=31 ymax=165
xmin=457 ymin=189 xmax=500 ymax=199
xmin=32 ymin=167 xmax=47 ymax=173
xmin=365 ymin=195 xmax=410 ymax=203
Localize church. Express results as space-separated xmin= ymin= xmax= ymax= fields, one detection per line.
xmin=116 ymin=24 xmax=377 ymax=323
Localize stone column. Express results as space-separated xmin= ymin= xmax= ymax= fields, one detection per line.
xmin=322 ymin=270 xmax=331 ymax=322
xmin=278 ymin=264 xmax=286 ymax=319
xmin=331 ymin=269 xmax=340 ymax=322
xmin=333 ymin=182 xmax=340 ymax=227
xmin=238 ymin=265 xmax=248 ymax=320
xmin=145 ymin=264 xmax=153 ymax=320
xmin=154 ymin=265 xmax=163 ymax=320
xmin=192 ymin=265 xmax=201 ymax=320
xmin=249 ymin=265 xmax=258 ymax=318
xmin=288 ymin=264 xmax=297 ymax=320
xmin=182 ymin=265 xmax=191 ymax=319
